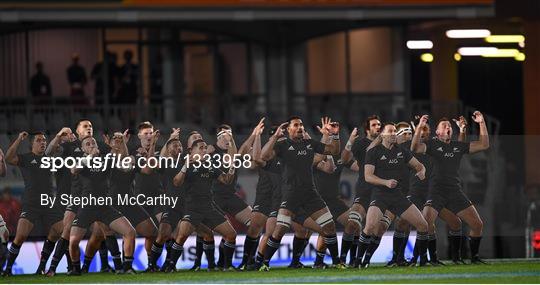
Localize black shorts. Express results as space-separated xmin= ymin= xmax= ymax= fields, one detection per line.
xmin=426 ymin=187 xmax=472 ymax=214
xmin=406 ymin=193 xmax=427 ymax=211
xmin=369 ymin=188 xmax=412 ymax=217
xmin=160 ymin=205 xmax=184 ymax=227
xmin=115 ymin=205 xmax=151 ymax=227
xmin=143 ymin=205 xmax=164 ymax=218
xmin=269 ymin=185 xmax=284 ymax=218
xmin=20 ymin=204 xmax=63 ymax=228
xmin=182 ymin=202 xmax=226 ymax=230
xmin=280 ymin=187 xmax=327 ymax=217
xmin=72 ymin=206 xmax=123 ymax=229
xmin=252 ymin=186 xmax=274 ymax=217
xmin=323 ymin=196 xmax=349 ymax=219
xmin=353 ymin=182 xmax=372 ymax=211
xmin=212 ymin=193 xmax=248 ymax=216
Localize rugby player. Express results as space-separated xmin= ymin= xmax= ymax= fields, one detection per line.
xmin=411 ymin=112 xmax=489 ymax=264
xmin=2 ymin=132 xmax=64 ymax=276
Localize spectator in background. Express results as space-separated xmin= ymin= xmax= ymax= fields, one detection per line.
xmin=30 ymin=62 xmax=52 ymax=99
xmin=0 ymin=187 xmax=21 ymax=235
xmin=91 ymin=51 xmax=119 ymax=105
xmin=117 ymin=49 xmax=139 ymax=104
xmin=67 ymin=53 xmax=87 ymax=104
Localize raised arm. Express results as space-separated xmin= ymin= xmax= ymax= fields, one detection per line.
xmin=408 ymin=157 xmax=426 ymax=180
xmin=46 ymin=127 xmax=72 ymax=156
xmin=160 ymin=128 xmax=180 ymax=157
xmin=251 ymin=122 xmax=266 ymax=168
xmin=6 ymin=132 xmax=28 ymax=166
xmin=469 ymin=111 xmax=490 ymax=153
xmin=261 ymin=122 xmax=286 ymax=161
xmin=341 ymin=128 xmax=358 ymax=164
xmin=239 ymin=118 xmax=265 ymax=156
xmin=317 ymin=117 xmax=340 ymax=155
xmin=173 ymin=164 xmax=188 ymax=187
xmin=453 ymin=116 xmax=468 ymax=142
xmin=411 ymin=115 xmax=428 ymax=154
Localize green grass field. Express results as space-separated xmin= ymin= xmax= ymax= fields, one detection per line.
xmin=4 ymin=260 xmax=540 ymax=283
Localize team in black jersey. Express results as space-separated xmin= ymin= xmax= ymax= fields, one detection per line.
xmin=0 ymin=110 xmax=491 ymax=277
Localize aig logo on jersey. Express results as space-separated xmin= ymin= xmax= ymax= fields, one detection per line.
xmin=297 ymin=150 xmax=307 ymax=156
xmin=200 ymin=172 xmax=210 ymax=178
xmin=444 ymin=152 xmax=455 ymax=158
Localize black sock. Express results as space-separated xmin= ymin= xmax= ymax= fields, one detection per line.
xmin=223 ymin=241 xmax=236 ymax=268
xmin=314 ymin=250 xmax=326 ymax=265
xmin=356 ymin=233 xmax=371 ymax=263
xmin=470 ymin=236 xmax=482 ymax=259
xmin=150 ymin=241 xmax=164 ymax=268
xmin=37 ymin=239 xmax=56 ymax=271
xmin=99 ymin=241 xmax=109 ymax=269
xmin=427 ymin=234 xmax=438 ymax=262
xmin=5 ymin=243 xmax=21 ymax=271
xmin=398 ymin=231 xmax=409 ymax=263
xmin=263 ymin=236 xmax=281 ymax=265
xmin=49 ymin=238 xmax=69 ymax=272
xmin=363 ymin=236 xmax=381 ymax=265
xmin=324 ymin=234 xmax=340 ymax=264
xmin=105 ymin=235 xmax=121 ymax=270
xmin=72 ymin=260 xmax=81 ymax=273
xmin=122 ymin=256 xmax=133 ymax=271
xmin=340 ymin=233 xmax=354 ymax=262
xmin=448 ymin=230 xmax=462 ymax=261
xmin=0 ymin=243 xmax=8 ymax=270
xmin=82 ymin=254 xmax=93 ymax=269
xmin=194 ymin=236 xmax=203 ymax=266
xmin=416 ymin=231 xmax=429 ymax=264
xmin=349 ymin=236 xmax=359 ymax=264
xmin=255 ymin=251 xmax=264 ymax=264
xmin=217 ymin=239 xmax=225 ymax=267
xmin=291 ymin=236 xmax=306 ymax=263
xmin=411 ymin=242 xmax=419 ymax=263
xmin=241 ymin=235 xmax=259 ymax=265
xmin=203 ymin=240 xmax=216 ymax=267
xmin=164 ymin=239 xmax=173 ymax=265
xmin=392 ymin=231 xmax=406 ymax=261
xmin=168 ymin=242 xmax=183 ymax=270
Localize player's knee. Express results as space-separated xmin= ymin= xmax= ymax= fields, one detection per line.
xmin=448 ymin=217 xmax=462 ymax=231
xmin=124 ymin=228 xmax=136 ymax=240
xmin=470 ymin=217 xmax=483 ymax=232
xmin=223 ymin=228 xmax=237 ymax=242
xmin=364 ymin=223 xmax=377 ymax=236
xmin=321 ymin=222 xmax=336 ymax=236
xmin=416 ymin=219 xmax=429 ymax=233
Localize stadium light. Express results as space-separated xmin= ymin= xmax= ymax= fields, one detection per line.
xmin=406 ymin=40 xmax=433 ymax=49
xmin=420 ymin=53 xmax=433 ymax=62
xmin=446 ymin=29 xmax=491 ymax=38
xmin=485 ymin=35 xmax=525 ymax=43
xmin=454 ymin=53 xmax=461 ymax=61
xmin=515 ymin=52 xmax=526 ymax=61
xmin=481 ymin=49 xmax=520 ymax=58
xmin=458 ymin=47 xmax=498 ymax=56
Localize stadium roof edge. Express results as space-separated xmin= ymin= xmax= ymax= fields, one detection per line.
xmin=0 ymin=5 xmax=495 ymax=22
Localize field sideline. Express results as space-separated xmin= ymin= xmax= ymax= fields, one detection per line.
xmin=3 ymin=260 xmax=540 ymax=283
